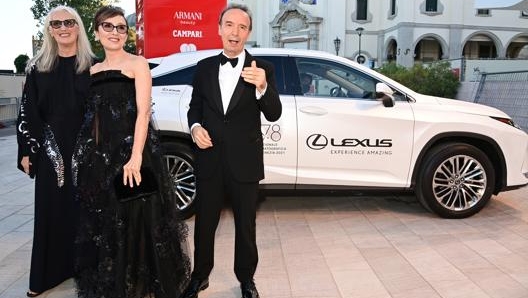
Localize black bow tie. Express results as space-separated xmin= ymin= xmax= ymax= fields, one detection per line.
xmin=220 ymin=55 xmax=238 ymax=67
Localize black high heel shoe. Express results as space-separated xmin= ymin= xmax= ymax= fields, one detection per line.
xmin=26 ymin=290 xmax=40 ymax=297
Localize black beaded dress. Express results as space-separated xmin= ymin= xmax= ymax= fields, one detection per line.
xmin=72 ymin=70 xmax=190 ymax=298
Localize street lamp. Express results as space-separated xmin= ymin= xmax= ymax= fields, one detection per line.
xmin=355 ymin=27 xmax=364 ymax=63
xmin=333 ymin=36 xmax=341 ymax=56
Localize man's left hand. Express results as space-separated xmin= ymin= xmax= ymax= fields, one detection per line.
xmin=241 ymin=60 xmax=267 ymax=93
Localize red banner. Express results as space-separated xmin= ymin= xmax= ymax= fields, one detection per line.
xmin=136 ymin=0 xmax=226 ymax=58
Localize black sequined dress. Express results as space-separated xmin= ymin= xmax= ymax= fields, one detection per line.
xmin=72 ymin=70 xmax=190 ymax=298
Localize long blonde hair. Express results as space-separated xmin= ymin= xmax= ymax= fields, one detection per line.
xmin=26 ymin=5 xmax=94 ymax=74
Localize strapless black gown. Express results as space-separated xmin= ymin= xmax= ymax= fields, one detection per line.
xmin=72 ymin=70 xmax=190 ymax=298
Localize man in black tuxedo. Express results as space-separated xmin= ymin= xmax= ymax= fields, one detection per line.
xmin=180 ymin=4 xmax=282 ymax=298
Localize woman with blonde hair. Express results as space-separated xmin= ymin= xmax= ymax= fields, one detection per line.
xmin=16 ymin=5 xmax=94 ymax=297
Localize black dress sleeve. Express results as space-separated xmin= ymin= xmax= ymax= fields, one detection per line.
xmin=16 ymin=67 xmax=43 ymax=178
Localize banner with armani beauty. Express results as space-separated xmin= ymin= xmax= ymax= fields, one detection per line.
xmin=135 ymin=0 xmax=226 ymax=58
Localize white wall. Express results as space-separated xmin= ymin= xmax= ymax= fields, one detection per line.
xmin=0 ymin=74 xmax=25 ymax=98
xmin=465 ymin=59 xmax=528 ymax=81
xmin=233 ymin=0 xmax=528 ymax=68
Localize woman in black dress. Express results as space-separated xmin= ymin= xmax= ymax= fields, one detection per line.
xmin=72 ymin=6 xmax=190 ymax=298
xmin=16 ymin=5 xmax=94 ymax=297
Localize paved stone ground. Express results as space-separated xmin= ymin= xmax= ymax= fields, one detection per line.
xmin=1 ymin=130 xmax=528 ymax=298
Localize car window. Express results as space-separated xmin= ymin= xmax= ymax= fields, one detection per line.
xmin=294 ymin=58 xmax=377 ymax=99
xmin=391 ymin=90 xmax=408 ymax=101
xmin=148 ymin=62 xmax=160 ymax=70
xmin=255 ymin=55 xmax=290 ymax=95
xmin=152 ymin=66 xmax=196 ymax=87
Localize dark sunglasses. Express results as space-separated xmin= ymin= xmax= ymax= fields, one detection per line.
xmin=49 ymin=19 xmax=77 ymax=29
xmin=100 ymin=22 xmax=128 ymax=34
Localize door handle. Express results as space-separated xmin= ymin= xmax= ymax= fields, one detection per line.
xmin=299 ymin=106 xmax=328 ymax=116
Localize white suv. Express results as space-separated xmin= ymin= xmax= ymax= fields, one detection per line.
xmin=149 ymin=48 xmax=528 ymax=219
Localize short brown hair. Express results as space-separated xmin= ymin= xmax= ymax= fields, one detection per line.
xmin=93 ymin=5 xmax=127 ymax=31
xmin=218 ymin=3 xmax=252 ymax=31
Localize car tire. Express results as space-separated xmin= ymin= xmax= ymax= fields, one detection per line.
xmin=416 ymin=142 xmax=495 ymax=218
xmin=161 ymin=141 xmax=196 ymax=219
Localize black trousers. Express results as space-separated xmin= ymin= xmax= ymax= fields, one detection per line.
xmin=191 ymin=159 xmax=259 ymax=283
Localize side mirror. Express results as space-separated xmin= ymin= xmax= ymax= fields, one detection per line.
xmin=375 ymin=82 xmax=395 ymax=107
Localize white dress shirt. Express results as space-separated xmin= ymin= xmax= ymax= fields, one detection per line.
xmin=219 ymin=51 xmax=245 ymax=114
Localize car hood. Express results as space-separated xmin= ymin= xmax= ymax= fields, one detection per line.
xmin=416 ymin=94 xmax=510 ymax=118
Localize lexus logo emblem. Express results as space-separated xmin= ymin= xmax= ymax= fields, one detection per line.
xmin=306 ymin=134 xmax=328 ymax=150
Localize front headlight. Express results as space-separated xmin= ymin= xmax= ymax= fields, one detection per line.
xmin=491 ymin=116 xmax=522 ymax=130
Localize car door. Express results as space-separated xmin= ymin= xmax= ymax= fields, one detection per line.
xmin=294 ymin=57 xmax=415 ymax=188
xmin=256 ymin=55 xmax=298 ymax=186
xmin=151 ymin=66 xmax=196 ymax=133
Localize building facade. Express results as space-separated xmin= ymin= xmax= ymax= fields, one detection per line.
xmin=233 ymin=0 xmax=528 ymax=67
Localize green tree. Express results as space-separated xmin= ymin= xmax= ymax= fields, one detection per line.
xmin=30 ymin=0 xmax=136 ymax=58
xmin=377 ymin=61 xmax=460 ymax=98
xmin=14 ymin=54 xmax=30 ymax=73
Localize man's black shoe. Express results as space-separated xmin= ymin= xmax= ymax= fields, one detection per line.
xmin=240 ymin=280 xmax=260 ymax=298
xmin=179 ymin=278 xmax=209 ymax=298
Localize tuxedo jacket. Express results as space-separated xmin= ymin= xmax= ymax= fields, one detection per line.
xmin=187 ymin=50 xmax=282 ymax=182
